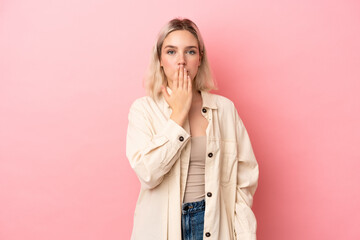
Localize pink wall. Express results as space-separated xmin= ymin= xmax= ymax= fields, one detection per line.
xmin=1 ymin=0 xmax=359 ymax=239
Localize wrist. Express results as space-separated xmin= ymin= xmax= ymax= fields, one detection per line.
xmin=170 ymin=112 xmax=186 ymax=127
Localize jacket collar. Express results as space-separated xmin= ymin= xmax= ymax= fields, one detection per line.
xmin=164 ymin=86 xmax=218 ymax=109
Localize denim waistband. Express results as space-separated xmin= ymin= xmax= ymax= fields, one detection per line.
xmin=181 ymin=198 xmax=205 ymax=215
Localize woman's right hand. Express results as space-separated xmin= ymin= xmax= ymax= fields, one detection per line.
xmin=161 ymin=65 xmax=192 ymax=127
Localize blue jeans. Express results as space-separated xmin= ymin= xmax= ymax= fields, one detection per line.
xmin=181 ymin=199 xmax=205 ymax=240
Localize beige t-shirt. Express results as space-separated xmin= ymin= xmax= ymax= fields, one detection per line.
xmin=183 ymin=135 xmax=206 ymax=203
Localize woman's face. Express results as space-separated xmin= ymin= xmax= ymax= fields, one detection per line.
xmin=160 ymin=30 xmax=201 ymax=84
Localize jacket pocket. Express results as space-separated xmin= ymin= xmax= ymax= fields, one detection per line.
xmin=220 ymin=140 xmax=237 ymax=183
xmin=235 ymin=202 xmax=257 ymax=235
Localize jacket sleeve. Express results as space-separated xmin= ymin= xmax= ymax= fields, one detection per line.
xmin=126 ymin=99 xmax=190 ymax=190
xmin=233 ymin=109 xmax=259 ymax=240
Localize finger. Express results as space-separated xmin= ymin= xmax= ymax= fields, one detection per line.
xmin=178 ymin=65 xmax=184 ymax=89
xmin=173 ymin=65 xmax=179 ymax=89
xmin=184 ymin=67 xmax=188 ymax=88
xmin=187 ymin=74 xmax=192 ymax=92
xmin=183 ymin=68 xmax=188 ymax=90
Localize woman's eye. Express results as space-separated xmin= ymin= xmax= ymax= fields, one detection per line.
xmin=187 ymin=50 xmax=196 ymax=55
xmin=167 ymin=50 xmax=175 ymax=55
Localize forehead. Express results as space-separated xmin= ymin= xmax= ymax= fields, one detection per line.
xmin=163 ymin=30 xmax=199 ymax=48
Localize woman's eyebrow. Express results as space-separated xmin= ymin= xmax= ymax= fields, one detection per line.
xmin=164 ymin=45 xmax=198 ymax=49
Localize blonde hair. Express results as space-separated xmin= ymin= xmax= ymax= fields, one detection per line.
xmin=143 ymin=18 xmax=217 ymax=100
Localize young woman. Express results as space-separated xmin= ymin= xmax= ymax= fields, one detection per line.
xmin=126 ymin=18 xmax=259 ymax=240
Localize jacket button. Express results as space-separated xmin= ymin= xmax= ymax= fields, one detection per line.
xmin=208 ymin=152 xmax=213 ymax=158
xmin=205 ymin=232 xmax=211 ymax=237
xmin=207 ymin=192 xmax=212 ymax=197
xmin=179 ymin=136 xmax=184 ymax=142
xmin=202 ymin=108 xmax=207 ymax=113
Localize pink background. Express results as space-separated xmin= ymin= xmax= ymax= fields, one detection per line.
xmin=1 ymin=0 xmax=360 ymax=239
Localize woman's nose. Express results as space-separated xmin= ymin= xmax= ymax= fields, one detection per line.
xmin=177 ymin=53 xmax=186 ymax=66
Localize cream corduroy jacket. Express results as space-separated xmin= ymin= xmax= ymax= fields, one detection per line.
xmin=126 ymin=87 xmax=259 ymax=240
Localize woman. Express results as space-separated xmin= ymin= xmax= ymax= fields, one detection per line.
xmin=126 ymin=18 xmax=259 ymax=240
